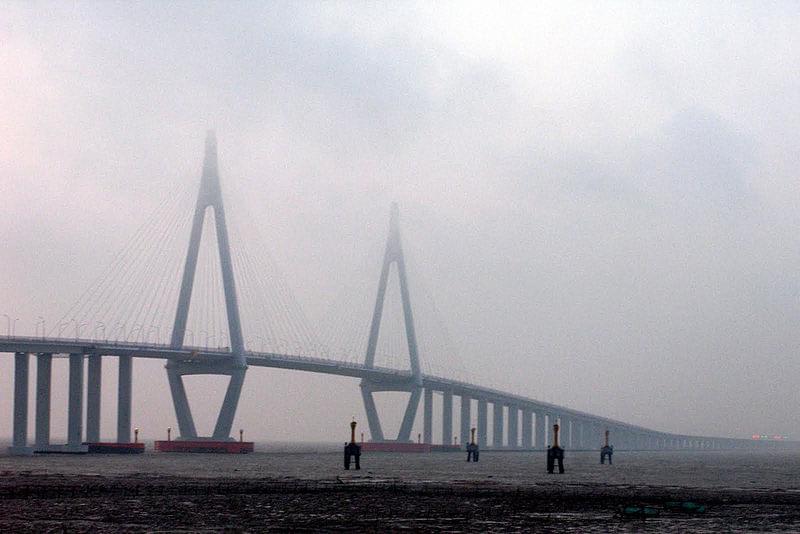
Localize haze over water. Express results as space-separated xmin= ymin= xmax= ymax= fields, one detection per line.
xmin=3 ymin=1 xmax=800 ymax=455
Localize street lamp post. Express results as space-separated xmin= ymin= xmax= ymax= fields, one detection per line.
xmin=75 ymin=321 xmax=87 ymax=341
xmin=185 ymin=328 xmax=194 ymax=347
xmin=36 ymin=316 xmax=46 ymax=339
xmin=94 ymin=322 xmax=106 ymax=341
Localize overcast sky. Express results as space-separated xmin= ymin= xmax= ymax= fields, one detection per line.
xmin=2 ymin=1 xmax=799 ymax=443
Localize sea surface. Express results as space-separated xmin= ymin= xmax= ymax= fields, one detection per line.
xmin=1 ymin=444 xmax=799 ymax=531
xmin=1 ymin=443 xmax=799 ymax=490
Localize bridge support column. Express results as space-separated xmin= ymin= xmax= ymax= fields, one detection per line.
xmin=570 ymin=420 xmax=577 ymax=448
xmin=442 ymin=390 xmax=453 ymax=445
xmin=35 ymin=353 xmax=52 ymax=449
xmin=546 ymin=414 xmax=556 ymax=446
xmin=460 ymin=395 xmax=471 ymax=449
xmin=117 ymin=355 xmax=132 ymax=443
xmin=522 ymin=409 xmax=532 ymax=449
xmin=9 ymin=352 xmax=32 ymax=455
xmin=86 ymin=354 xmax=102 ymax=443
xmin=534 ymin=411 xmax=547 ymax=450
xmin=493 ymin=402 xmax=504 ymax=448
xmin=67 ymin=353 xmax=84 ymax=449
xmin=623 ymin=431 xmax=632 ymax=450
xmin=477 ymin=399 xmax=487 ymax=448
xmin=423 ymin=388 xmax=433 ymax=444
xmin=507 ymin=405 xmax=518 ymax=448
xmin=561 ymin=417 xmax=571 ymax=448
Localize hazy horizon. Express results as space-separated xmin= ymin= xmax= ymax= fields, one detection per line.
xmin=2 ymin=1 xmax=799 ymax=443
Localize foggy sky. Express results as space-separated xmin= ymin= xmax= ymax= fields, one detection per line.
xmin=2 ymin=1 xmax=800 ymax=443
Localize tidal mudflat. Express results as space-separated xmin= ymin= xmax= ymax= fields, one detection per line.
xmin=1 ymin=448 xmax=799 ymax=532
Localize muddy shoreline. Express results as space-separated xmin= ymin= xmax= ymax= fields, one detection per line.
xmin=2 ymin=472 xmax=800 ymax=532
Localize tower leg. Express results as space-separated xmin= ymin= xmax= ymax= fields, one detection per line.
xmin=117 ymin=356 xmax=133 ymax=443
xmin=212 ymin=368 xmax=246 ymax=439
xmin=360 ymin=386 xmax=384 ymax=442
xmin=166 ymin=367 xmax=197 ymax=438
xmin=35 ymin=353 xmax=52 ymax=449
xmin=67 ymin=353 xmax=83 ymax=449
xmin=86 ymin=354 xmax=102 ymax=443
xmin=397 ymin=386 xmax=421 ymax=442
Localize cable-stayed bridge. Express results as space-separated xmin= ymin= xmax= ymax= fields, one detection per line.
xmin=1 ymin=133 xmax=762 ymax=454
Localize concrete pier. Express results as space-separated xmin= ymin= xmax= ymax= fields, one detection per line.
xmin=562 ymin=417 xmax=571 ymax=448
xmin=535 ymin=411 xmax=545 ymax=448
xmin=522 ymin=409 xmax=532 ymax=449
xmin=67 ymin=353 xmax=84 ymax=449
xmin=9 ymin=352 xmax=32 ymax=455
xmin=423 ymin=388 xmax=433 ymax=444
xmin=459 ymin=395 xmax=471 ymax=449
xmin=442 ymin=390 xmax=453 ymax=445
xmin=477 ymin=398 xmax=487 ymax=448
xmin=545 ymin=413 xmax=555 ymax=447
xmin=117 ymin=355 xmax=132 ymax=443
xmin=507 ymin=405 xmax=518 ymax=449
xmin=493 ymin=402 xmax=504 ymax=448
xmin=35 ymin=353 xmax=52 ymax=449
xmin=86 ymin=354 xmax=102 ymax=443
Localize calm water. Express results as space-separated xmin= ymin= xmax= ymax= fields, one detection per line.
xmin=1 ymin=445 xmax=799 ymax=492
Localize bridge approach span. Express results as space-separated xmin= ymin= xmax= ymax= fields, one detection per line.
xmin=1 ymin=336 xmax=759 ymax=452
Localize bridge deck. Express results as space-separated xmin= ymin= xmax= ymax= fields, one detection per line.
xmin=0 ymin=336 xmax=752 ymax=447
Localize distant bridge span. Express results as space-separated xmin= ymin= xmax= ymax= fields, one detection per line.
xmin=1 ymin=133 xmax=768 ymax=454
xmin=1 ymin=335 xmax=757 ymax=453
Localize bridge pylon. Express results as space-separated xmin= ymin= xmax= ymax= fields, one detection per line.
xmin=360 ymin=203 xmax=423 ymax=442
xmin=167 ymin=131 xmax=247 ymax=440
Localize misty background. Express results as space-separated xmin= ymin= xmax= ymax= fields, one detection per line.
xmin=1 ymin=1 xmax=799 ymax=443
